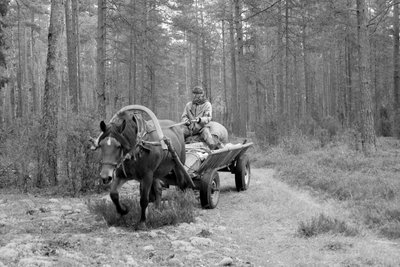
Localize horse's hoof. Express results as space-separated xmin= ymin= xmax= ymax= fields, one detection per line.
xmin=118 ymin=204 xmax=129 ymax=216
xmin=137 ymin=222 xmax=147 ymax=231
xmin=119 ymin=209 xmax=129 ymax=216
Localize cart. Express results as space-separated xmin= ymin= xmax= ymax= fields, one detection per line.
xmin=184 ymin=141 xmax=253 ymax=209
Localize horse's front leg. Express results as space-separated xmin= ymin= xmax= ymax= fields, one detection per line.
xmin=109 ymin=177 xmax=129 ymax=215
xmin=152 ymin=178 xmax=162 ymax=209
xmin=138 ymin=173 xmax=153 ymax=230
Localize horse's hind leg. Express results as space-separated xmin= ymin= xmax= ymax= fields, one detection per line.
xmin=110 ymin=177 xmax=129 ymax=215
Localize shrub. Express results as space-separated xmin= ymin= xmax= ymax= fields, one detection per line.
xmin=341 ymin=128 xmax=362 ymax=151
xmin=320 ymin=116 xmax=341 ymax=140
xmin=298 ymin=115 xmax=318 ymax=136
xmin=0 ymin=117 xmax=41 ymax=191
xmin=254 ymin=117 xmax=278 ymax=147
xmin=380 ymin=106 xmax=392 ymax=137
xmin=316 ymin=128 xmax=330 ymax=147
xmin=380 ymin=223 xmax=400 ymax=239
xmin=278 ymin=129 xmax=314 ymax=155
xmin=58 ymin=112 xmax=101 ymax=195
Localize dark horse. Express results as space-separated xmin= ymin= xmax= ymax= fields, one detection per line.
xmin=96 ymin=112 xmax=193 ymax=229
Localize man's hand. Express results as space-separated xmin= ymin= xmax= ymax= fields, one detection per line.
xmin=196 ymin=117 xmax=201 ymax=123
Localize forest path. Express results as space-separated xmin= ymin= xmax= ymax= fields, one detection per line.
xmin=1 ymin=168 xmax=400 ymax=266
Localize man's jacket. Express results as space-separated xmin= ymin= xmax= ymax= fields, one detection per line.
xmin=181 ymin=101 xmax=212 ymax=134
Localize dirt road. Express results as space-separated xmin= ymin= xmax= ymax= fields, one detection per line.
xmin=1 ymin=168 xmax=400 ymax=266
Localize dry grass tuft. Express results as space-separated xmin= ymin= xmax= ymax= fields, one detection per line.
xmin=298 ymin=213 xmax=359 ymax=238
xmin=87 ymin=190 xmax=197 ymax=230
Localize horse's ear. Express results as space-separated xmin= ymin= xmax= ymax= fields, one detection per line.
xmin=132 ymin=114 xmax=139 ymax=134
xmin=132 ymin=114 xmax=137 ymax=125
xmin=100 ymin=121 xmax=107 ymax=132
xmin=120 ymin=119 xmax=126 ymax=132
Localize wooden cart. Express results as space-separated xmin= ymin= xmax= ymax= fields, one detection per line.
xmin=185 ymin=141 xmax=253 ymax=209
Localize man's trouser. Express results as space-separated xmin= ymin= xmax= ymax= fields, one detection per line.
xmin=183 ymin=126 xmax=216 ymax=148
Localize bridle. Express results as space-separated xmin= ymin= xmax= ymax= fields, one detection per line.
xmin=100 ymin=138 xmax=129 ymax=178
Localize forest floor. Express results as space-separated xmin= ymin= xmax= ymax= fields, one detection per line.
xmin=1 ymin=168 xmax=400 ymax=267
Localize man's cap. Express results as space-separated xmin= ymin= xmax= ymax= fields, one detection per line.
xmin=192 ymin=86 xmax=204 ymax=94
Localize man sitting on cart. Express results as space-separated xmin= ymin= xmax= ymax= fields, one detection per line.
xmin=181 ymin=86 xmax=220 ymax=150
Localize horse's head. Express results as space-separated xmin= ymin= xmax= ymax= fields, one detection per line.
xmin=97 ymin=117 xmax=138 ymax=185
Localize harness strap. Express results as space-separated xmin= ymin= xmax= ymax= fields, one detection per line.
xmin=142 ymin=140 xmax=162 ymax=146
xmin=117 ymin=149 xmax=128 ymax=178
xmin=133 ymin=113 xmax=167 ymax=150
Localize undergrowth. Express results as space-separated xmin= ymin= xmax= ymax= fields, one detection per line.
xmin=87 ymin=190 xmax=197 ymax=230
xmin=0 ymin=112 xmax=100 ymax=195
xmin=257 ymin=135 xmax=400 ymax=240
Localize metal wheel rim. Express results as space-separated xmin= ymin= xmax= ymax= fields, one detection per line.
xmin=211 ymin=176 xmax=220 ymax=204
xmin=244 ymin=164 xmax=250 ymax=185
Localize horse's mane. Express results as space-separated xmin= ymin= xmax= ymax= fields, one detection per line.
xmin=98 ymin=115 xmax=138 ymax=153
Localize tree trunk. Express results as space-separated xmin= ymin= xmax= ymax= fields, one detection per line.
xmin=65 ymin=0 xmax=79 ymax=113
xmin=72 ymin=0 xmax=81 ymax=108
xmin=128 ymin=0 xmax=135 ymax=105
xmin=22 ymin=26 xmax=28 ymax=118
xmin=285 ymin=0 xmax=290 ymax=120
xmin=294 ymin=53 xmax=302 ymax=121
xmin=194 ymin=0 xmax=200 ymax=86
xmin=356 ymin=0 xmax=376 ymax=154
xmin=201 ymin=4 xmax=208 ymax=97
xmin=29 ymin=12 xmax=38 ymax=115
xmin=0 ymin=85 xmax=3 ymax=127
xmin=38 ymin=0 xmax=63 ymax=187
xmin=16 ymin=2 xmax=23 ymax=118
xmin=345 ymin=34 xmax=353 ymax=126
xmin=184 ymin=30 xmax=189 ymax=96
xmin=229 ymin=7 xmax=238 ymax=135
xmin=97 ymin=0 xmax=106 ymax=119
xmin=302 ymin=15 xmax=312 ymax=118
xmin=277 ymin=2 xmax=284 ymax=116
xmin=393 ymin=2 xmax=400 ymax=138
xmin=234 ymin=0 xmax=246 ymax=137
xmin=221 ymin=19 xmax=228 ymax=127
xmin=188 ymin=36 xmax=193 ymax=93
xmin=128 ymin=28 xmax=133 ymax=104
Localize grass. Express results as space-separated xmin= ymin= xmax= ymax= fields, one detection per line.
xmin=255 ymin=135 xmax=400 ymax=239
xmin=87 ymin=189 xmax=197 ymax=230
xmin=298 ymin=213 xmax=359 ymax=238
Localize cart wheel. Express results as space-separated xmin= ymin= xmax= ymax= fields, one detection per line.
xmin=199 ymin=169 xmax=220 ymax=209
xmin=235 ymin=153 xmax=250 ymax=191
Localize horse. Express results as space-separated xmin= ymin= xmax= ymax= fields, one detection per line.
xmin=96 ymin=112 xmax=193 ymax=229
